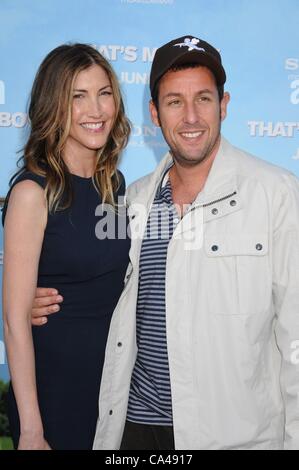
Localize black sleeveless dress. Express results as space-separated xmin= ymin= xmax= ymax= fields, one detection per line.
xmin=2 ymin=170 xmax=130 ymax=450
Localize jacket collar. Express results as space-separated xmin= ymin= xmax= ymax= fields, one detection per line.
xmin=130 ymin=136 xmax=238 ymax=208
xmin=193 ymin=136 xmax=238 ymax=206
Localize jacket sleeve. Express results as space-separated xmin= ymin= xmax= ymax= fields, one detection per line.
xmin=273 ymin=173 xmax=299 ymax=450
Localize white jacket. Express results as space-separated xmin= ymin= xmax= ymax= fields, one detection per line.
xmin=93 ymin=137 xmax=299 ymax=450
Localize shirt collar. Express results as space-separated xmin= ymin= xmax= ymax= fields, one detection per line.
xmin=156 ymin=161 xmax=174 ymax=204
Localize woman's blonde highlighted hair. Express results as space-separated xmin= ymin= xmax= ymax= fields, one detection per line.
xmin=14 ymin=43 xmax=130 ymax=212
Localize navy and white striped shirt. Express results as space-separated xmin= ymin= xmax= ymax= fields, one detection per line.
xmin=127 ymin=168 xmax=180 ymax=425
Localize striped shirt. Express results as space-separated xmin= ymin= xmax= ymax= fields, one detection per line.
xmin=127 ymin=167 xmax=180 ymax=425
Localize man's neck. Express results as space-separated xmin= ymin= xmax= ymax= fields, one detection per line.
xmin=169 ymin=151 xmax=216 ymax=212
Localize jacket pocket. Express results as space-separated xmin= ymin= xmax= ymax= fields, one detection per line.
xmin=204 ymin=233 xmax=270 ymax=315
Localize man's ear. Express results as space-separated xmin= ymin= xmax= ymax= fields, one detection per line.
xmin=220 ymin=92 xmax=230 ymax=122
xmin=149 ymin=100 xmax=160 ymax=127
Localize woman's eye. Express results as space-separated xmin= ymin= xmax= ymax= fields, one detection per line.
xmin=100 ymin=91 xmax=113 ymax=97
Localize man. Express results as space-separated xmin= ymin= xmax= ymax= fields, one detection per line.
xmin=32 ymin=36 xmax=299 ymax=450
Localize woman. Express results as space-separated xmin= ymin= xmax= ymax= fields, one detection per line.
xmin=2 ymin=43 xmax=131 ymax=450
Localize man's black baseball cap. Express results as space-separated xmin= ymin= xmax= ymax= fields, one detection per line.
xmin=150 ymin=35 xmax=226 ymax=98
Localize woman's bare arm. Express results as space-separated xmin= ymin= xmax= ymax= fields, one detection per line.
xmin=3 ymin=180 xmax=50 ymax=449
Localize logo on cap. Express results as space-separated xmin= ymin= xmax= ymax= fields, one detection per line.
xmin=174 ymin=37 xmax=205 ymax=52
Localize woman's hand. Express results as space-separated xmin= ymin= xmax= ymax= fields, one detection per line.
xmin=18 ymin=432 xmax=51 ymax=450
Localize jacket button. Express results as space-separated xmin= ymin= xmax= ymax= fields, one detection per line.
xmin=211 ymin=208 xmax=218 ymax=215
xmin=211 ymin=245 xmax=219 ymax=252
xmin=131 ymin=215 xmax=136 ymax=220
xmin=109 ymin=410 xmax=113 ymax=415
xmin=117 ymin=342 xmax=122 ymax=347
xmin=256 ymin=243 xmax=263 ymax=251
xmin=230 ymin=200 xmax=237 ymax=206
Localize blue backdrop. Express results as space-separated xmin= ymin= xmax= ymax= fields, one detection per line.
xmin=1 ymin=0 xmax=299 ymax=381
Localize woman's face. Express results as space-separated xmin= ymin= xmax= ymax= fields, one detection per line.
xmin=65 ymin=64 xmax=116 ymax=158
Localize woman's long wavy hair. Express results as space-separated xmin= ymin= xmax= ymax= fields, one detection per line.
xmin=13 ymin=43 xmax=131 ymax=212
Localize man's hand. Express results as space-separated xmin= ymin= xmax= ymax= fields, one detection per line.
xmin=32 ymin=288 xmax=63 ymax=326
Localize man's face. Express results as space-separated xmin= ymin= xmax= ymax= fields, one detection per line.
xmin=150 ymin=66 xmax=229 ymax=167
